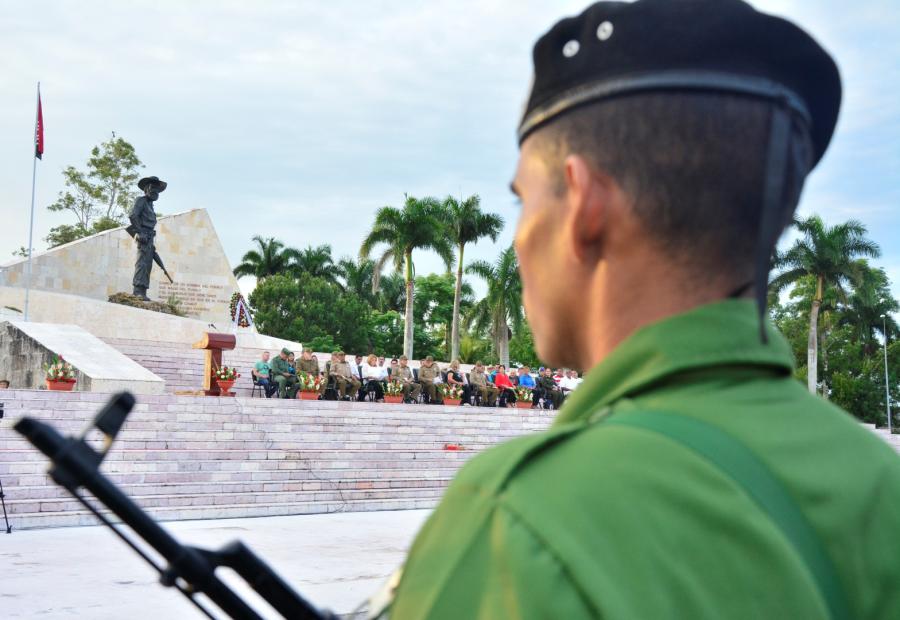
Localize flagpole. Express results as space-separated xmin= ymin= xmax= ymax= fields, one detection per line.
xmin=24 ymin=81 xmax=40 ymax=322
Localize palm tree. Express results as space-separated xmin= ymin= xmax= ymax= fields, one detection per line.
xmin=337 ymin=256 xmax=378 ymax=305
xmin=292 ymin=244 xmax=341 ymax=284
xmin=443 ymin=195 xmax=504 ymax=361
xmin=839 ymin=262 xmax=899 ymax=356
xmin=360 ymin=195 xmax=455 ymax=359
xmin=233 ymin=236 xmax=300 ymax=280
xmin=770 ymin=216 xmax=880 ymax=393
xmin=465 ymin=246 xmax=523 ymax=367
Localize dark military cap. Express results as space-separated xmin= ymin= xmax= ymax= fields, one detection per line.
xmin=519 ymin=0 xmax=842 ymax=340
xmin=138 ymin=176 xmax=167 ymax=192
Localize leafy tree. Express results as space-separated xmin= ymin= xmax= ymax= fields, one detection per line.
xmin=377 ymin=272 xmax=407 ymax=314
xmin=458 ymin=333 xmax=495 ymax=365
xmin=838 ymin=262 xmax=899 ymax=356
xmin=338 ymin=256 xmax=379 ymax=306
xmin=465 ymin=246 xmax=523 ymax=367
xmin=771 ymin=216 xmax=880 ymax=393
xmin=305 ymin=334 xmax=338 ymax=354
xmin=293 ymin=244 xmax=340 ymax=285
xmin=360 ymin=195 xmax=454 ymax=359
xmin=249 ymin=273 xmax=370 ymax=353
xmin=45 ymin=133 xmax=143 ymax=247
xmin=233 ymin=236 xmax=300 ymax=280
xmin=442 ymin=194 xmax=504 ymax=360
xmin=509 ymin=321 xmax=545 ymax=369
xmin=369 ymin=310 xmax=405 ymax=357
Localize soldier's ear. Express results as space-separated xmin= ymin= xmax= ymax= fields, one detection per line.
xmin=564 ymin=155 xmax=617 ymax=266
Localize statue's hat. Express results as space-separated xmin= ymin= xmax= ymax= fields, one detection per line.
xmin=137 ymin=176 xmax=167 ymax=192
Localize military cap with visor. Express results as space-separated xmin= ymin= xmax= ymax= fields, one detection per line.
xmin=137 ymin=176 xmax=167 ymax=192
xmin=519 ymin=0 xmax=841 ymax=339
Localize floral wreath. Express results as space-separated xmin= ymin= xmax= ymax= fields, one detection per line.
xmin=229 ymin=291 xmax=253 ymax=328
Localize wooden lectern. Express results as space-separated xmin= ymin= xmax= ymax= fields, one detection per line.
xmin=192 ymin=332 xmax=237 ymax=396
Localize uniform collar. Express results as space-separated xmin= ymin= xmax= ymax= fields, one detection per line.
xmin=554 ymin=299 xmax=794 ymax=426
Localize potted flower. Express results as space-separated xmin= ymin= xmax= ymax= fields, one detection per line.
xmin=213 ymin=365 xmax=240 ymax=395
xmin=514 ymin=385 xmax=534 ymax=409
xmin=439 ymin=383 xmax=465 ymax=406
xmin=297 ymin=372 xmax=322 ymax=400
xmin=384 ymin=380 xmax=405 ymax=404
xmin=44 ymin=355 xmax=77 ymax=391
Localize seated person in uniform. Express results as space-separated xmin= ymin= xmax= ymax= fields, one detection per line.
xmin=361 ymin=353 xmax=387 ymax=401
xmin=296 ymin=349 xmax=322 ymax=397
xmin=492 ymin=365 xmax=516 ymax=406
xmin=388 ymin=358 xmax=399 ymax=378
xmin=446 ymin=359 xmax=468 ymax=406
xmin=536 ymin=366 xmax=563 ymax=409
xmin=417 ymin=356 xmax=440 ymax=403
xmin=270 ymin=348 xmax=299 ymax=399
xmin=252 ymin=351 xmax=277 ymax=398
xmin=468 ymin=361 xmax=499 ymax=406
xmin=395 ymin=356 xmax=422 ymax=403
xmin=329 ymin=351 xmax=361 ymax=401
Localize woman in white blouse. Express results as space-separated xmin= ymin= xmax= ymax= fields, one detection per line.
xmin=361 ymin=353 xmax=387 ymax=401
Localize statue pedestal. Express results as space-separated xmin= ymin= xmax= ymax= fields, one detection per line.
xmin=192 ymin=332 xmax=236 ymax=396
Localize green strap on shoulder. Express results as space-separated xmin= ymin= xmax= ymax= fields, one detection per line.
xmin=606 ymin=411 xmax=850 ymax=620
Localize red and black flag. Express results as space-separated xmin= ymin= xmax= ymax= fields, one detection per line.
xmin=35 ymin=90 xmax=44 ymax=160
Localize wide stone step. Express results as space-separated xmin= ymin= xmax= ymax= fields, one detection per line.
xmin=7 ymin=485 xmax=448 ymax=515
xmin=10 ymin=496 xmax=439 ymax=529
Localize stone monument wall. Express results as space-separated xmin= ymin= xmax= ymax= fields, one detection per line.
xmin=0 ymin=209 xmax=242 ymax=325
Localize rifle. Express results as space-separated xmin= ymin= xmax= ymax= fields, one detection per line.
xmin=126 ymin=225 xmax=174 ymax=284
xmin=13 ymin=393 xmax=338 ymax=619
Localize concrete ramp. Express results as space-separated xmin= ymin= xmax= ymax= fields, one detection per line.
xmin=0 ymin=321 xmax=165 ymax=394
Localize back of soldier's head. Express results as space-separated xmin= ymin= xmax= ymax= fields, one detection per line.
xmin=532 ymin=92 xmax=812 ymax=280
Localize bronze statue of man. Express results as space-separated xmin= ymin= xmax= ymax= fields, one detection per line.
xmin=129 ymin=176 xmax=166 ymax=300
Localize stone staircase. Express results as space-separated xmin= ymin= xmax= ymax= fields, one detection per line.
xmin=0 ymin=390 xmax=553 ymax=529
xmin=102 ymin=337 xmax=267 ymax=396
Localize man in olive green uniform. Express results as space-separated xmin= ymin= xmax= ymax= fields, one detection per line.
xmin=536 ymin=366 xmax=563 ymax=409
xmin=396 ymin=355 xmax=422 ymax=403
xmin=296 ymin=349 xmax=322 ymax=396
xmin=417 ymin=356 xmax=439 ymax=403
xmin=270 ymin=347 xmax=298 ymax=399
xmin=330 ymin=351 xmax=360 ymax=401
xmin=468 ymin=361 xmax=499 ymax=407
xmin=389 ymin=2 xmax=900 ymax=618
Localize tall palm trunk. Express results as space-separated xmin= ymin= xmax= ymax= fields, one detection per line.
xmin=807 ymin=275 xmax=824 ymax=394
xmin=404 ymin=251 xmax=415 ymax=360
xmin=451 ymin=242 xmax=464 ymax=361
xmin=496 ymin=305 xmax=510 ymax=368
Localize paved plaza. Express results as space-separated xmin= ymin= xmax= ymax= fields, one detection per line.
xmin=1 ymin=509 xmax=431 ymax=618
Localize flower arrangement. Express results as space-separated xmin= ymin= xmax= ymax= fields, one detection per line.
xmin=439 ymin=383 xmax=465 ymax=401
xmin=229 ymin=292 xmax=252 ymax=328
xmin=298 ymin=371 xmax=323 ymax=392
xmin=44 ymin=355 xmax=76 ymax=382
xmin=213 ymin=365 xmax=240 ymax=381
xmin=514 ymin=385 xmax=533 ymax=403
xmin=384 ymin=380 xmax=405 ymax=397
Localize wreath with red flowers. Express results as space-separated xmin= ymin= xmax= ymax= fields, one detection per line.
xmin=229 ymin=292 xmax=252 ymax=328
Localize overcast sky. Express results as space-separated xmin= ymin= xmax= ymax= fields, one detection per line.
xmin=1 ymin=0 xmax=897 ymax=303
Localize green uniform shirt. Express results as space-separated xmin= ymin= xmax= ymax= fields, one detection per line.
xmin=391 ymin=300 xmax=900 ymax=619
xmin=419 ymin=364 xmax=438 ymax=382
xmin=270 ymin=356 xmax=292 ymax=377
xmin=297 ymin=358 xmax=318 ymax=375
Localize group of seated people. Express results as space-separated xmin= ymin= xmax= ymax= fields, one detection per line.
xmin=251 ymin=347 xmax=582 ymax=409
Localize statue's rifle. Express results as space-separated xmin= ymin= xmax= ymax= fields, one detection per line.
xmin=125 ymin=225 xmax=174 ymax=284
xmin=13 ymin=393 xmax=335 ymax=620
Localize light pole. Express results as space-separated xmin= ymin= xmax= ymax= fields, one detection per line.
xmin=882 ymin=314 xmax=891 ymax=433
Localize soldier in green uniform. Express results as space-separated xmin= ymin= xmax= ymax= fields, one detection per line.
xmin=468 ymin=361 xmax=499 ymax=407
xmin=389 ymin=1 xmax=900 ymax=618
xmin=417 ymin=356 xmax=439 ymax=404
xmin=396 ymin=355 xmax=422 ymax=403
xmin=296 ymin=349 xmax=322 ymax=396
xmin=330 ymin=351 xmax=361 ymax=401
xmin=269 ymin=347 xmax=298 ymax=399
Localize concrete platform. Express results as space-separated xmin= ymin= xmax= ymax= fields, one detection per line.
xmin=0 ymin=509 xmax=431 ymax=618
